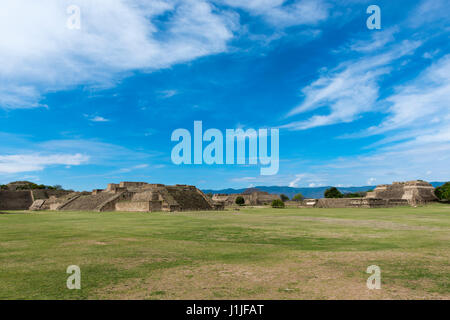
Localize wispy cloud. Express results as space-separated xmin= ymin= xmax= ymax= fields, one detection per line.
xmin=288 ymin=174 xmax=304 ymax=187
xmin=368 ymin=54 xmax=450 ymax=136
xmin=0 ymin=154 xmax=89 ymax=174
xmin=158 ymin=90 xmax=178 ymax=99
xmin=90 ymin=116 xmax=110 ymax=123
xmin=83 ymin=114 xmax=110 ymax=122
xmin=220 ymin=0 xmax=329 ymax=27
xmin=346 ymin=27 xmax=398 ymax=53
xmin=283 ymin=40 xmax=422 ymax=130
xmin=118 ymin=164 xmax=149 ymax=173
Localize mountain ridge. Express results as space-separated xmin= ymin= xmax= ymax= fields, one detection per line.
xmin=202 ymin=182 xmax=446 ymax=199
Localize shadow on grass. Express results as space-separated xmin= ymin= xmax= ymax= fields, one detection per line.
xmin=0 ymin=211 xmax=30 ymax=215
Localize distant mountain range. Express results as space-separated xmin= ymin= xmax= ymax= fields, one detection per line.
xmin=202 ymin=182 xmax=446 ymax=199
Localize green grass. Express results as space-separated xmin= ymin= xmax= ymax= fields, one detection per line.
xmin=0 ymin=205 xmax=449 ymax=299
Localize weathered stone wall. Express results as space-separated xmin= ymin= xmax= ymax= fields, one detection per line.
xmin=31 ymin=189 xmax=72 ymax=201
xmin=115 ymin=201 xmax=152 ymax=212
xmin=251 ymin=193 xmax=280 ymax=205
xmin=97 ymin=192 xmax=133 ymax=212
xmin=212 ymin=191 xmax=280 ymax=206
xmin=0 ymin=191 xmax=33 ymax=210
xmin=59 ymin=192 xmax=117 ymax=211
xmin=165 ymin=185 xmax=214 ymax=211
xmin=299 ymin=198 xmax=410 ymax=208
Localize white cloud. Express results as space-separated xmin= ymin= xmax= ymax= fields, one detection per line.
xmin=369 ymin=55 xmax=450 ymax=136
xmin=83 ymin=114 xmax=110 ymax=122
xmin=347 ymin=27 xmax=398 ymax=53
xmin=0 ymin=136 xmax=157 ymax=177
xmin=36 ymin=139 xmax=156 ymax=163
xmin=0 ymin=154 xmax=89 ymax=174
xmin=220 ymin=0 xmax=329 ymax=27
xmin=423 ymin=49 xmax=440 ymax=60
xmin=308 ymin=183 xmax=323 ymax=188
xmin=231 ymin=176 xmax=257 ymax=182
xmin=159 ymin=90 xmax=178 ymax=99
xmin=282 ymin=40 xmax=422 ymax=130
xmin=289 ymin=174 xmax=304 ymax=187
xmin=321 ymin=139 xmax=450 ymax=185
xmin=280 ymin=54 xmax=450 ymax=186
xmin=118 ymin=164 xmax=149 ymax=173
xmin=90 ymin=116 xmax=110 ymax=123
xmin=0 ymin=0 xmax=238 ymax=109
xmin=408 ymin=0 xmax=450 ymax=28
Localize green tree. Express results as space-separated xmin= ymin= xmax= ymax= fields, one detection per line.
xmin=435 ymin=182 xmax=450 ymax=201
xmin=271 ymin=199 xmax=285 ymax=208
xmin=280 ymin=194 xmax=289 ymax=202
xmin=292 ymin=193 xmax=304 ymax=202
xmin=235 ymin=196 xmax=245 ymax=206
xmin=324 ymin=187 xmax=343 ymax=199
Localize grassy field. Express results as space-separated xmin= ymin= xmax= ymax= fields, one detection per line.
xmin=0 ymin=205 xmax=449 ymax=300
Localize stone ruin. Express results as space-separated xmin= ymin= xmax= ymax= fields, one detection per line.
xmin=365 ymin=180 xmax=437 ymax=204
xmin=0 ymin=189 xmax=72 ymax=211
xmin=301 ymin=180 xmax=438 ymax=208
xmin=0 ymin=182 xmax=224 ymax=212
xmin=212 ymin=188 xmax=280 ymax=206
xmin=0 ymin=180 xmax=439 ymax=211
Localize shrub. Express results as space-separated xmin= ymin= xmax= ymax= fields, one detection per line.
xmin=280 ymin=194 xmax=289 ymax=202
xmin=235 ymin=196 xmax=245 ymax=206
xmin=271 ymin=199 xmax=285 ymax=208
xmin=324 ymin=187 xmax=343 ymax=198
xmin=435 ymin=182 xmax=450 ymax=201
xmin=292 ymin=193 xmax=304 ymax=202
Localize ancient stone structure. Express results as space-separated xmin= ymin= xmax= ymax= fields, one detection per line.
xmin=366 ymin=180 xmax=437 ymax=205
xmin=212 ymin=189 xmax=280 ymax=206
xmin=0 ymin=180 xmax=439 ymax=211
xmin=299 ymin=180 xmax=437 ymax=208
xmin=0 ymin=189 xmax=72 ymax=210
xmin=300 ymin=198 xmax=410 ymax=208
xmin=30 ymin=182 xmax=224 ymax=212
xmin=0 ymin=191 xmax=34 ymax=210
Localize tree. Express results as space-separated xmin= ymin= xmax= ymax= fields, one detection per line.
xmin=280 ymin=194 xmax=289 ymax=202
xmin=235 ymin=196 xmax=245 ymax=206
xmin=435 ymin=182 xmax=450 ymax=201
xmin=271 ymin=199 xmax=285 ymax=208
xmin=324 ymin=187 xmax=343 ymax=199
xmin=292 ymin=193 xmax=304 ymax=202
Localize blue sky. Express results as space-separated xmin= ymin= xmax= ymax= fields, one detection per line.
xmin=0 ymin=0 xmax=449 ymax=191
